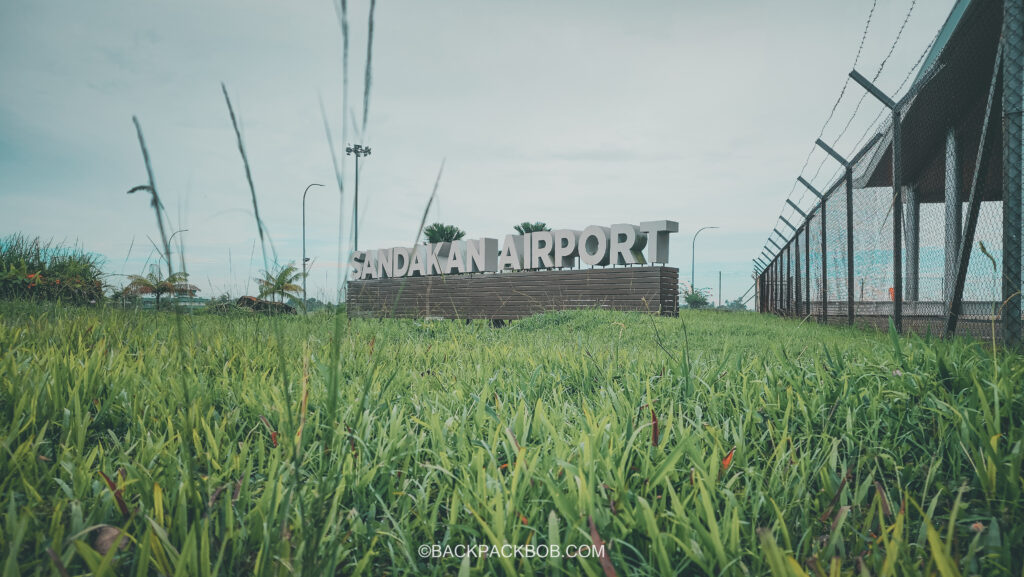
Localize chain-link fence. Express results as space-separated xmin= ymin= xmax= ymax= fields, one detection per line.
xmin=757 ymin=0 xmax=1023 ymax=346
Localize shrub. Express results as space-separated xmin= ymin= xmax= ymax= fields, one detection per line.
xmin=684 ymin=289 xmax=710 ymax=309
xmin=0 ymin=233 xmax=105 ymax=303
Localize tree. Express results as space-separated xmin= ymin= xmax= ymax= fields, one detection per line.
xmin=721 ymin=299 xmax=748 ymax=311
xmin=124 ymin=270 xmax=194 ymax=308
xmin=209 ymin=292 xmax=234 ymax=305
xmin=423 ymin=223 xmax=466 ymax=244
xmin=257 ymin=263 xmax=305 ymax=303
xmin=513 ymin=222 xmax=550 ymax=234
xmin=287 ymin=296 xmax=328 ymax=312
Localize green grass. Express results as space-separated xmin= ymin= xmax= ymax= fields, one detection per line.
xmin=0 ymin=303 xmax=1021 ymax=576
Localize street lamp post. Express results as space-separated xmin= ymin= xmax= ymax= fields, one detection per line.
xmin=345 ymin=144 xmax=372 ymax=251
xmin=168 ymin=228 xmax=188 ymax=244
xmin=302 ymin=183 xmax=324 ymax=311
xmin=691 ymin=226 xmax=719 ymax=295
xmin=166 ymin=228 xmax=188 ymax=274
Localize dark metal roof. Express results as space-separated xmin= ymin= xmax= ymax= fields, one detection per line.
xmin=853 ymin=0 xmax=1003 ymax=203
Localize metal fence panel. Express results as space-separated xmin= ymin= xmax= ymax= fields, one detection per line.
xmin=753 ymin=0 xmax=1021 ymax=345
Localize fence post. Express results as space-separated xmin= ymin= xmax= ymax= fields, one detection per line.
xmin=794 ymin=226 xmax=802 ymax=316
xmin=786 ymin=242 xmax=792 ymax=314
xmin=777 ymin=219 xmax=798 ymax=317
xmin=820 ymin=196 xmax=828 ymax=324
xmin=755 ymin=268 xmax=760 ymax=312
xmin=774 ymin=257 xmax=779 ymax=313
xmin=846 ymin=170 xmax=855 ymax=326
xmin=798 ymin=177 xmax=826 ymax=323
xmin=754 ymin=263 xmax=763 ymax=312
xmin=759 ymin=270 xmax=764 ymax=313
xmin=776 ymin=257 xmax=781 ymax=313
xmin=850 ymin=70 xmax=903 ymax=333
xmin=816 ymin=139 xmax=856 ymax=326
xmin=892 ymin=111 xmax=904 ymax=333
xmin=1002 ymin=0 xmax=1023 ymax=348
xmin=785 ymin=204 xmax=808 ymax=313
xmin=761 ymin=264 xmax=770 ymax=311
xmin=804 ymin=223 xmax=810 ymax=317
xmin=945 ymin=43 xmax=1004 ymax=337
xmin=758 ymin=271 xmax=763 ymax=312
xmin=904 ymin=186 xmax=920 ymax=303
xmin=943 ymin=128 xmax=962 ymax=304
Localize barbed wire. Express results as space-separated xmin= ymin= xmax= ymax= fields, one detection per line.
xmin=762 ymin=0 xmax=929 ymax=264
xmin=805 ymin=0 xmax=920 ymax=194
xmin=780 ymin=1 xmax=878 ymax=216
xmin=802 ymin=0 xmax=924 ymax=189
xmin=873 ymin=0 xmax=919 ymax=83
xmin=816 ymin=0 xmax=878 ymax=145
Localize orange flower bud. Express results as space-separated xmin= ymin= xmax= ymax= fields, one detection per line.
xmin=721 ymin=447 xmax=736 ymax=472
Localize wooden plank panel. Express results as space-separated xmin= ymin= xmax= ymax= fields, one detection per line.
xmin=347 ymin=266 xmax=679 ymax=319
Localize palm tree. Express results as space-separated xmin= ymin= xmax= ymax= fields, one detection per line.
xmin=423 ymin=223 xmax=466 ymax=244
xmin=257 ymin=263 xmax=305 ymax=303
xmin=124 ymin=270 xmax=194 ymax=308
xmin=513 ymin=222 xmax=550 ymax=234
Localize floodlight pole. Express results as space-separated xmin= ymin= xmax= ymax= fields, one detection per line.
xmin=302 ymin=183 xmax=324 ymax=311
xmin=346 ymin=144 xmax=372 ymax=251
xmin=849 ymin=69 xmax=902 ymax=333
xmin=691 ymin=226 xmax=718 ymax=295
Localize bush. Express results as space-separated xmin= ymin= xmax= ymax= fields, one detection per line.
xmin=683 ymin=289 xmax=710 ymax=309
xmin=0 ymin=234 xmax=105 ymax=304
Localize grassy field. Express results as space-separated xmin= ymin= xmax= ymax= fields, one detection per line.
xmin=0 ymin=303 xmax=1022 ymax=576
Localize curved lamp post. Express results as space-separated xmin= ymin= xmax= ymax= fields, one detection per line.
xmin=691 ymin=226 xmax=719 ymax=295
xmin=168 ymin=228 xmax=188 ymax=244
xmin=302 ymin=183 xmax=324 ymax=310
xmin=166 ymin=228 xmax=188 ymax=273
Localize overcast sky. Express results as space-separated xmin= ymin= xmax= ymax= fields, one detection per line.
xmin=0 ymin=0 xmax=956 ymax=303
